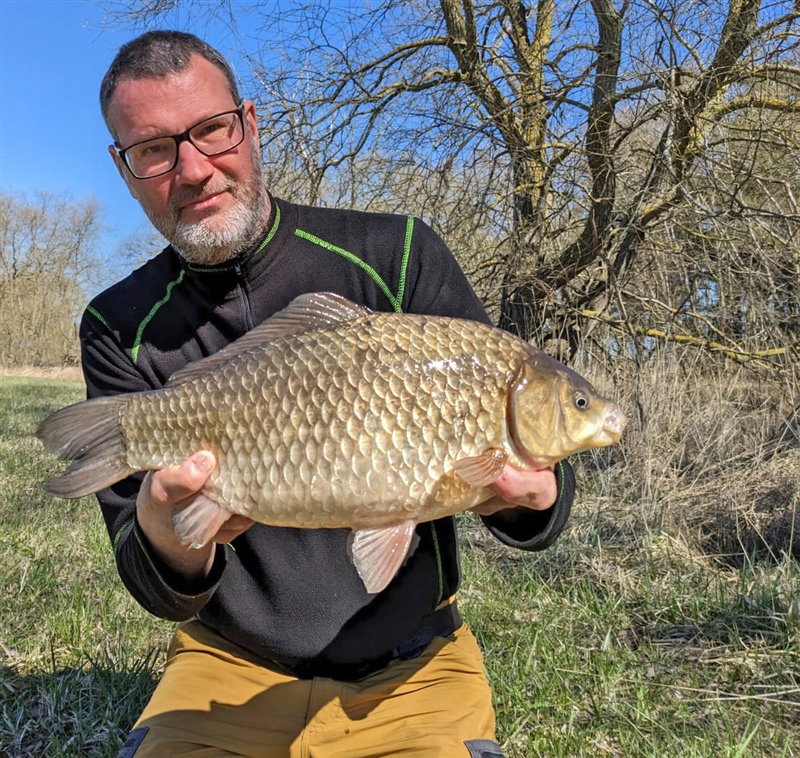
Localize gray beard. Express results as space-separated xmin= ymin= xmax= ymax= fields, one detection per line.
xmin=171 ymin=182 xmax=270 ymax=266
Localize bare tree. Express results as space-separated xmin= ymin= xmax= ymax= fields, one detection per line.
xmin=114 ymin=224 xmax=169 ymax=272
xmin=0 ymin=192 xmax=104 ymax=367
xmin=102 ymin=0 xmax=800 ymax=364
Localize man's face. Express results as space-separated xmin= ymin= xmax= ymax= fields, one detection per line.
xmin=106 ymin=55 xmax=269 ymax=265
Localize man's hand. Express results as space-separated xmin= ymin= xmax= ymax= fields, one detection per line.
xmin=471 ymin=464 xmax=558 ymax=516
xmin=136 ymin=451 xmax=254 ymax=580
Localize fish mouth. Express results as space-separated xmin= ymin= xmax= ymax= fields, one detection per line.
xmin=602 ymin=406 xmax=628 ymax=442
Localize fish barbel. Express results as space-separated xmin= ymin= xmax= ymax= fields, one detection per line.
xmin=37 ymin=292 xmax=627 ymax=592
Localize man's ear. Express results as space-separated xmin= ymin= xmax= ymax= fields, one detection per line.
xmin=243 ymin=100 xmax=261 ymax=156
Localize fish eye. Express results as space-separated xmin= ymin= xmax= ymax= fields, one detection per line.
xmin=574 ymin=392 xmax=589 ymax=410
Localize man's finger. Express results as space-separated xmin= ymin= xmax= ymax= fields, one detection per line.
xmin=213 ymin=515 xmax=256 ymax=543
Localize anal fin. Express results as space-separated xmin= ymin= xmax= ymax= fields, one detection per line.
xmin=172 ymin=494 xmax=233 ymax=549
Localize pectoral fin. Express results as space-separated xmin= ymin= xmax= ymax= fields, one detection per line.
xmin=348 ymin=520 xmax=418 ymax=594
xmin=452 ymin=449 xmax=509 ymax=487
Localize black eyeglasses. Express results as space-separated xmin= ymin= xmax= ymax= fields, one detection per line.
xmin=115 ymin=104 xmax=246 ymax=179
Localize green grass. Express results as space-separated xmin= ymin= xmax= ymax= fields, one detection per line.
xmin=0 ymin=377 xmax=171 ymax=757
xmin=459 ymin=526 xmax=800 ymax=756
xmin=2 ymin=376 xmax=800 ymax=756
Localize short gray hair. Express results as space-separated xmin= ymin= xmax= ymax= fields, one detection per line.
xmin=100 ymin=30 xmax=241 ymax=140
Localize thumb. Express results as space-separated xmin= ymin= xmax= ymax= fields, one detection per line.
xmin=180 ymin=451 xmax=217 ymax=493
xmin=150 ymin=451 xmax=217 ymax=506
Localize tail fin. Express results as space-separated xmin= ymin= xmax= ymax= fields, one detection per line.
xmin=36 ymin=396 xmax=135 ymax=498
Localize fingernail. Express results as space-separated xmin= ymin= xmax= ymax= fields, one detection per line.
xmin=192 ymin=452 xmax=213 ymax=474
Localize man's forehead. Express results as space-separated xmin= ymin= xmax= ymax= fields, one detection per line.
xmin=107 ymin=60 xmax=234 ymax=139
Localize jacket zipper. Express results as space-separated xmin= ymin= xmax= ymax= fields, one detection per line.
xmin=234 ymin=261 xmax=255 ymax=331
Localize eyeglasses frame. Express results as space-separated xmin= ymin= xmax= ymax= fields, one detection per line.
xmin=114 ymin=102 xmax=247 ymax=180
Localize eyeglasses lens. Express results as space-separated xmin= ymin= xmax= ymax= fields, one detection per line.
xmin=124 ymin=110 xmax=244 ymax=179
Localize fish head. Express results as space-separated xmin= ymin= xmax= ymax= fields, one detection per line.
xmin=507 ymin=352 xmax=627 ymax=466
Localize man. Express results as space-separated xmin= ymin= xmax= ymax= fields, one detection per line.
xmin=88 ymin=30 xmax=574 ymax=758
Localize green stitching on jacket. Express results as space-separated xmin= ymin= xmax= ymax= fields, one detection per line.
xmin=113 ymin=518 xmax=133 ymax=555
xmin=86 ymin=304 xmax=111 ymax=330
xmin=294 ymin=216 xmax=416 ymax=313
xmin=131 ymin=518 xmax=210 ymax=600
xmin=131 ymin=269 xmax=186 ymax=364
xmin=429 ymin=522 xmax=445 ymax=606
xmin=397 ymin=215 xmax=413 ymax=311
xmin=261 ymin=203 xmax=281 ymax=250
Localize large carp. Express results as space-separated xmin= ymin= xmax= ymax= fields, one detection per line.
xmin=37 ymin=292 xmax=626 ymax=592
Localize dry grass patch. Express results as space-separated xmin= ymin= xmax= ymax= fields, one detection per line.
xmin=0 ymin=365 xmax=83 ymax=382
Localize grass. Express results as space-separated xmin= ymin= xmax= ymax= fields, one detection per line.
xmin=1 ymin=374 xmax=800 ymax=756
xmin=0 ymin=377 xmax=171 ymax=757
xmin=459 ymin=525 xmax=800 ymax=756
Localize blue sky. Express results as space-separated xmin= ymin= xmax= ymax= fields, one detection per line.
xmin=0 ymin=1 xmax=151 ymax=250
xmin=0 ymin=1 xmax=256 ymax=283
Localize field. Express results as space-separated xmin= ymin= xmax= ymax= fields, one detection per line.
xmin=1 ymin=374 xmax=799 ymax=756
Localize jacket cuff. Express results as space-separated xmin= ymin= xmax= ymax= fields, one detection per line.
xmin=114 ymin=517 xmax=226 ymax=621
xmin=481 ymin=459 xmax=575 ymax=551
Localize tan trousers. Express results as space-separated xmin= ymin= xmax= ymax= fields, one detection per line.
xmin=122 ymin=620 xmax=500 ymax=757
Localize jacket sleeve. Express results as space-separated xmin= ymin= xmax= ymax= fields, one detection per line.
xmin=402 ymin=217 xmax=574 ymax=550
xmin=80 ymin=308 xmax=226 ymax=621
xmin=481 ymin=459 xmax=575 ymax=550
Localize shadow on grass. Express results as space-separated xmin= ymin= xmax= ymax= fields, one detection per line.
xmin=619 ymin=594 xmax=798 ymax=655
xmin=0 ymin=653 xmax=159 ymax=758
xmin=700 ymin=496 xmax=800 ymax=569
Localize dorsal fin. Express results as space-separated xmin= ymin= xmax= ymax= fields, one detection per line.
xmin=167 ymin=292 xmax=372 ymax=386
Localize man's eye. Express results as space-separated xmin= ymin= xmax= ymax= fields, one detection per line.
xmin=197 ymin=120 xmax=225 ymax=139
xmin=141 ymin=142 xmax=168 ymax=156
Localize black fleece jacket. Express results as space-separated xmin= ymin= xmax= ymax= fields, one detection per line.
xmin=80 ymin=196 xmax=574 ymax=672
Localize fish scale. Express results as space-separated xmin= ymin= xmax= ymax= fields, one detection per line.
xmin=36 ymin=291 xmax=627 ymax=593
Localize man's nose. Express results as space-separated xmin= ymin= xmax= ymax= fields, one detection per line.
xmin=174 ymin=140 xmax=215 ymax=184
